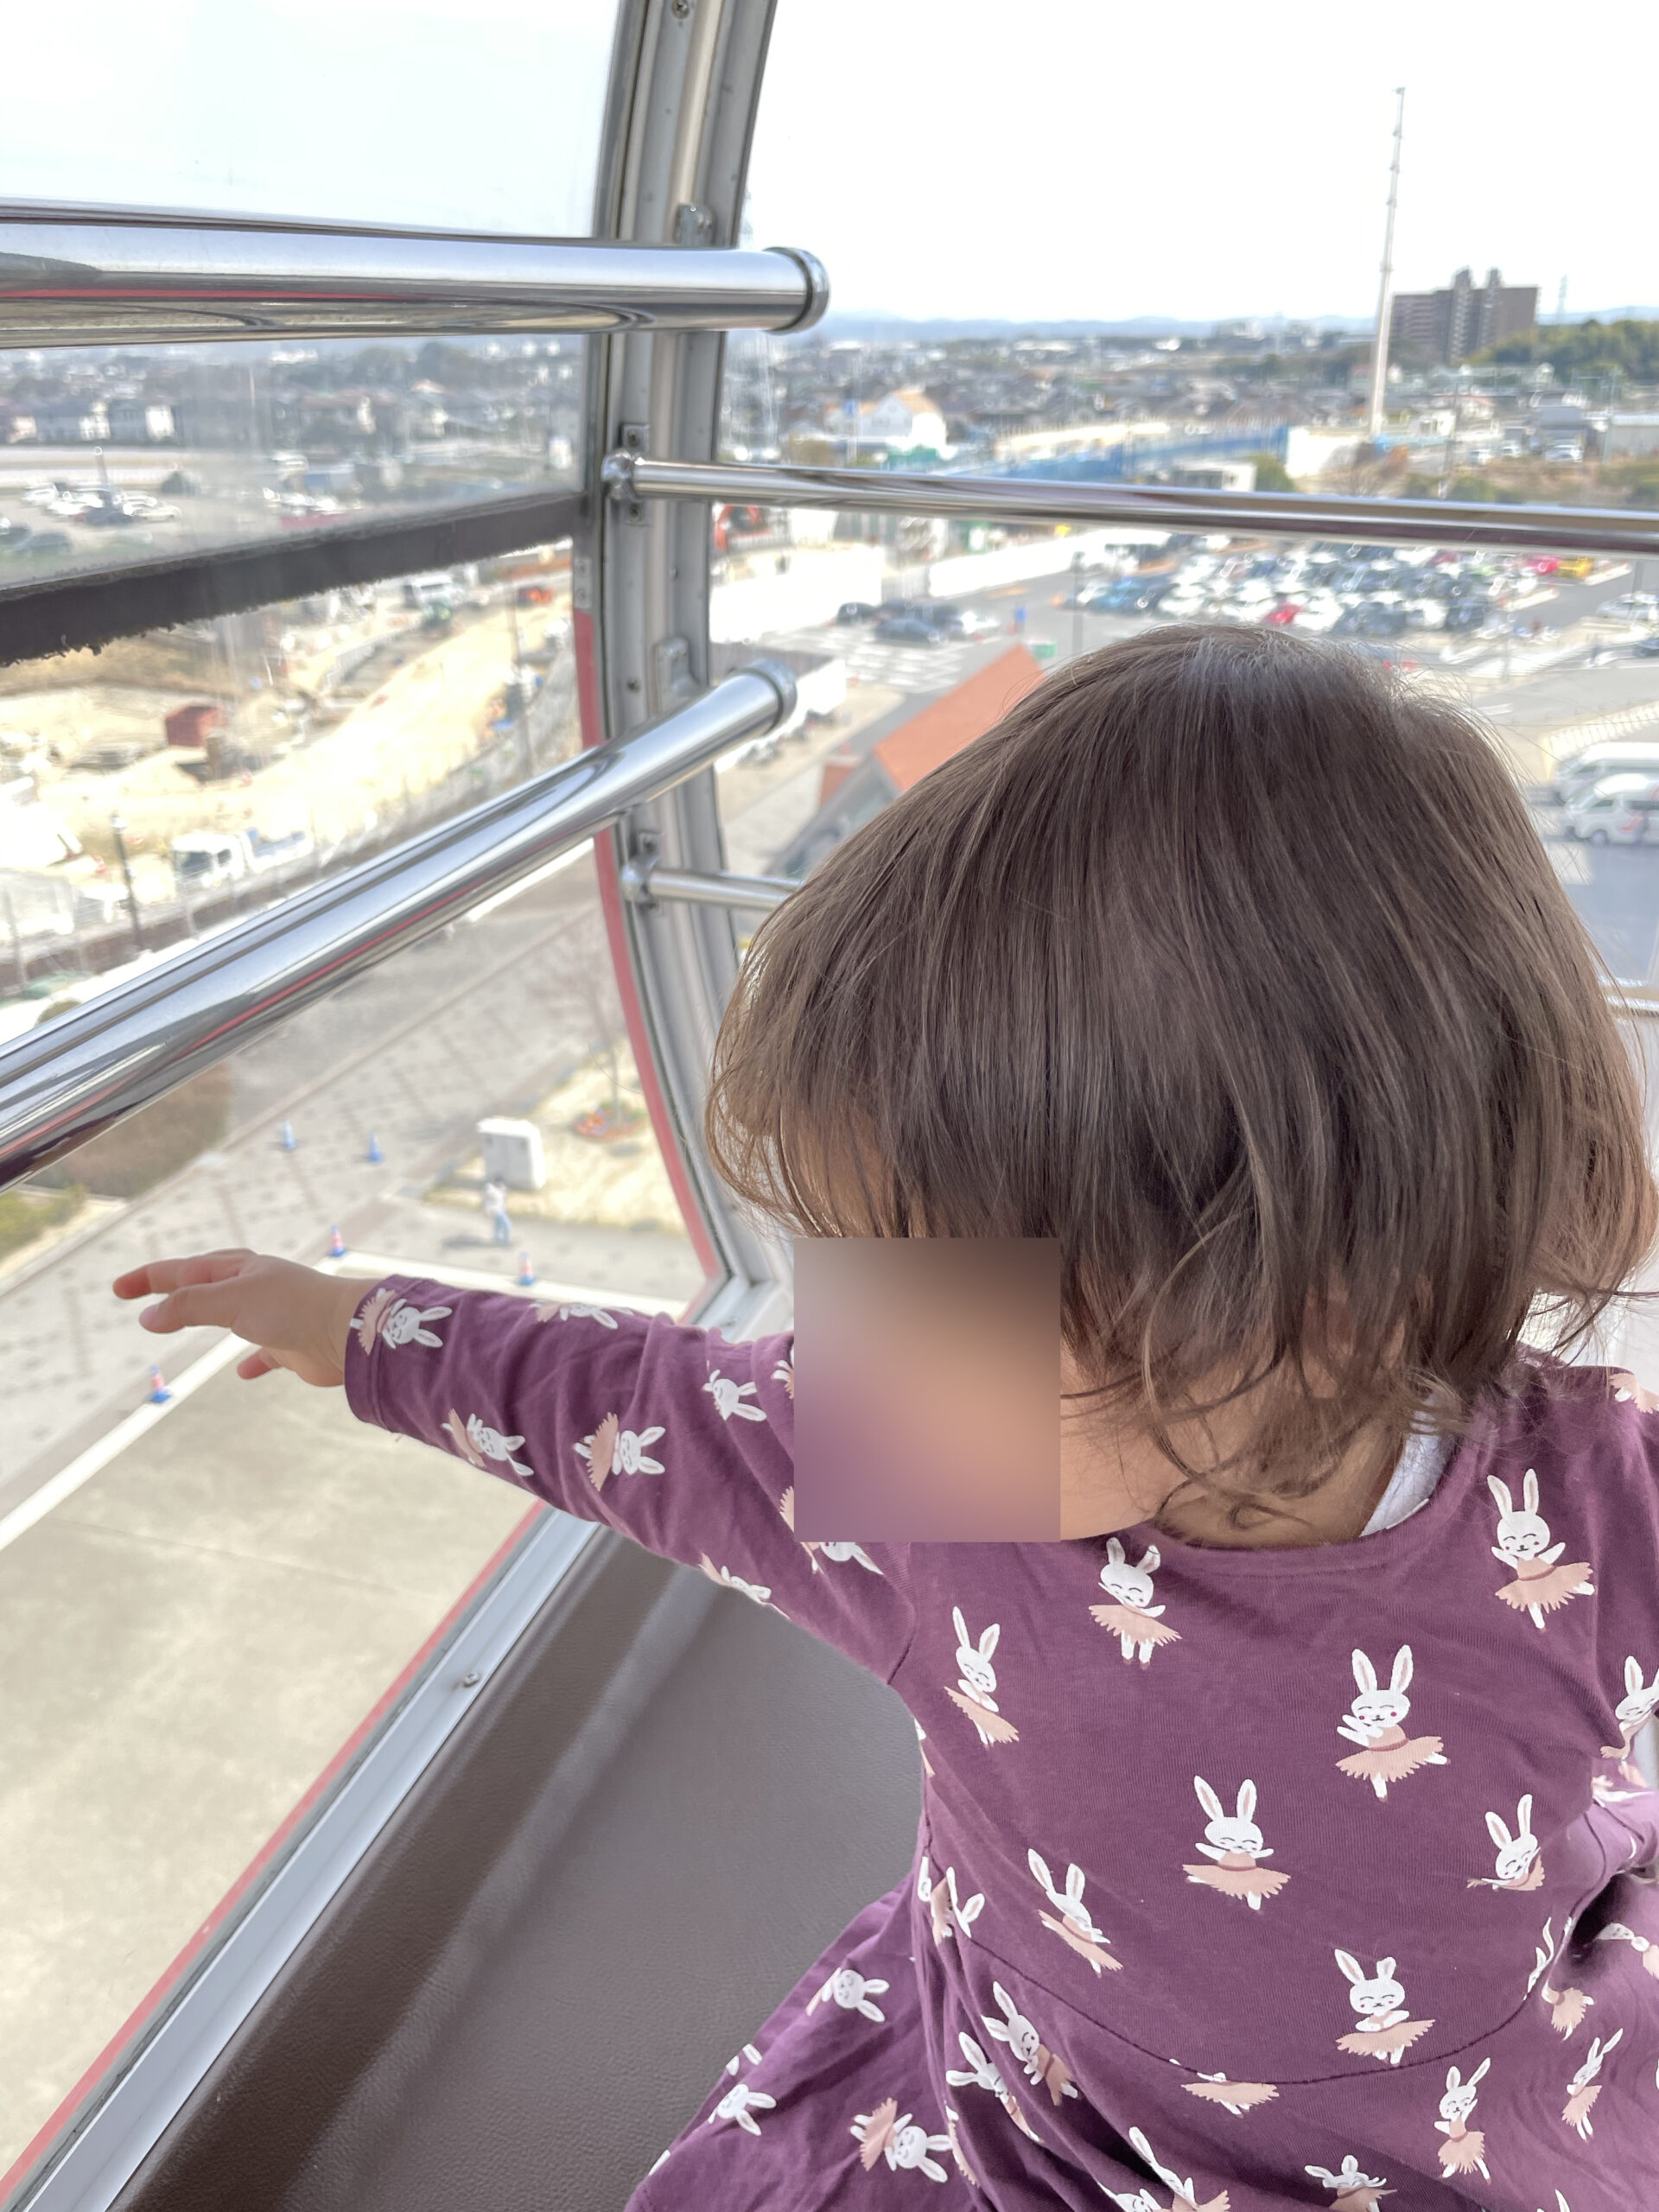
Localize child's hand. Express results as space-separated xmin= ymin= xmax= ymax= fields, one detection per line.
xmin=112 ymin=1249 xmax=364 ymax=1386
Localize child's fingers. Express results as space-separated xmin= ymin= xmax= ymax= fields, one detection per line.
xmin=113 ymin=1250 xmax=255 ymax=1300
xmin=137 ymin=1277 xmax=255 ymax=1335
xmin=236 ymin=1348 xmax=279 ymax=1380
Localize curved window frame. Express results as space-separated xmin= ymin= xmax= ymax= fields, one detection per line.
xmin=0 ymin=3 xmax=792 ymax=2202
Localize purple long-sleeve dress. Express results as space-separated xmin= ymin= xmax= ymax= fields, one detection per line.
xmin=346 ymin=1281 xmax=1659 ymax=2211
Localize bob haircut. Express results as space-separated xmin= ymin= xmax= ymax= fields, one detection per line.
xmin=707 ymin=623 xmax=1657 ymax=1510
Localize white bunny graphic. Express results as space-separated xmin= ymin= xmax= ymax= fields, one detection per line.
xmin=444 ymin=1408 xmax=533 ymax=1480
xmin=1089 ymin=1538 xmax=1180 ymax=1663
xmin=916 ymin=1854 xmax=983 ymax=1947
xmin=1335 ymin=1645 xmax=1447 ymax=1799
xmin=1562 ymin=2028 xmax=1621 ymax=2137
xmin=1469 ymin=1793 xmax=1544 ymax=1891
xmin=533 ymin=1300 xmax=619 ymax=1328
xmin=805 ymin=1963 xmax=888 ymax=2021
xmin=849 ymin=2097 xmax=951 ymax=2179
xmin=378 ymin=1298 xmax=450 ymax=1350
xmin=696 ymin=1557 xmax=779 ymax=1613
xmin=573 ymin=1414 xmax=665 ymax=1489
xmin=1592 ymin=1919 xmax=1659 ymax=1980
xmin=1183 ymin=1776 xmax=1287 ymax=1909
xmin=1027 ymin=1848 xmax=1121 ymax=1973
xmin=1304 ymin=2158 xmax=1391 ymax=2211
xmin=1434 ymin=2056 xmax=1491 ymax=2179
xmin=722 ymin=2041 xmax=762 ymax=2075
xmin=1488 ymin=1470 xmax=1593 ymax=1629
xmin=709 ymin=2078 xmax=776 ymax=2134
xmin=1333 ymin=1949 xmax=1433 ymax=2063
xmin=702 ymin=1369 xmax=766 ymax=1422
xmin=944 ymin=2028 xmax=1040 ymax=2141
xmin=941 ymin=2106 xmax=980 ymax=2190
xmin=1103 ymin=2126 xmax=1228 ymax=2212
xmin=1601 ymin=1654 xmax=1659 ymax=1759
xmin=981 ymin=1980 xmax=1078 ymax=2108
xmin=944 ymin=1605 xmax=1020 ymax=1744
xmin=772 ymin=1355 xmax=794 ymax=1397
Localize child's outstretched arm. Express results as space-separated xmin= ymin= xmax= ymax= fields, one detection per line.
xmin=114 ymin=1251 xmax=914 ymax=1682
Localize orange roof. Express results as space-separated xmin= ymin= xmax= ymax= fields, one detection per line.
xmin=871 ymin=645 xmax=1046 ymax=793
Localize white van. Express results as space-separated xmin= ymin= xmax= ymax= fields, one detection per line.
xmin=1553 ymin=742 xmax=1659 ymax=805
xmin=1564 ymin=773 xmax=1659 ymax=844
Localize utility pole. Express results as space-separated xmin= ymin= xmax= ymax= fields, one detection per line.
xmin=108 ymin=815 xmax=143 ymax=958
xmin=1555 ymin=276 xmax=1568 ymax=326
xmin=1365 ymin=87 xmax=1407 ymax=442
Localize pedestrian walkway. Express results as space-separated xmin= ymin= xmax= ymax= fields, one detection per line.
xmin=760 ymin=625 xmax=994 ymax=694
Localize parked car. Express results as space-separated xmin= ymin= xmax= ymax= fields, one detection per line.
xmin=873 ymin=611 xmax=944 ymax=644
xmin=1598 ymin=594 xmax=1659 ymax=621
xmin=1445 ymin=599 xmax=1491 ymax=632
xmin=1092 ymin=579 xmax=1172 ymax=615
xmin=1565 ymin=774 xmax=1659 ymax=844
xmin=1554 ymin=744 xmax=1659 ymax=805
xmin=1634 ymin=634 xmax=1659 ymax=659
xmin=835 ymin=601 xmax=883 ymax=625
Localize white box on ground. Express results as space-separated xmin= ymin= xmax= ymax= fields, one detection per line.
xmin=477 ymin=1116 xmax=546 ymax=1191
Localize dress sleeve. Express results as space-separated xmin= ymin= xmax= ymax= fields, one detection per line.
xmin=343 ymin=1276 xmax=914 ymax=1684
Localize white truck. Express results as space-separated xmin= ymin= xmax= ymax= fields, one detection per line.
xmin=169 ymin=828 xmax=314 ymax=893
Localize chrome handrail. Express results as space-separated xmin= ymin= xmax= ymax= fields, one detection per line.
xmin=0 ymin=662 xmax=796 ymax=1190
xmin=0 ymin=206 xmax=829 ymax=346
xmin=619 ymin=858 xmax=795 ymax=912
xmin=604 ymin=451 xmax=1659 ymax=561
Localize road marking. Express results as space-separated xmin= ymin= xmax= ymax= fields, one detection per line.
xmin=0 ymin=1331 xmax=245 ymax=1554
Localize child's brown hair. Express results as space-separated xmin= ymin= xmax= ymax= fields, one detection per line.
xmin=707 ymin=622 xmax=1657 ymax=1510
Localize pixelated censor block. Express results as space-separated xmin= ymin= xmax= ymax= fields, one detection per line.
xmin=793 ymin=1238 xmax=1061 ymax=1542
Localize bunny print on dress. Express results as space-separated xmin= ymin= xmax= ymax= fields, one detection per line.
xmin=1592 ymin=1918 xmax=1659 ymax=1978
xmin=532 ymin=1300 xmax=619 ymax=1328
xmin=944 ymin=2024 xmax=1042 ymax=2142
xmin=1104 ymin=2127 xmax=1229 ymax=2212
xmin=981 ymin=1980 xmax=1079 ymax=2110
xmin=944 ymin=1605 xmax=1020 ymax=1744
xmin=805 ymin=1963 xmax=889 ymax=2021
xmin=849 ymin=2097 xmax=952 ymax=2180
xmin=444 ymin=1409 xmax=532 ymax=1479
xmin=916 ymin=1854 xmax=983 ymax=1948
xmin=1182 ymin=1776 xmax=1288 ymax=1910
xmin=1561 ymin=2028 xmax=1621 ymax=2137
xmin=775 ymin=1485 xmax=885 ymax=1577
xmin=1332 ymin=1950 xmax=1434 ymax=2063
xmin=1433 ymin=2056 xmax=1491 ymax=2180
xmin=1540 ymin=1973 xmax=1595 ymax=2036
xmin=1182 ymin=2072 xmax=1278 ymax=2113
xmin=1026 ymin=1849 xmax=1122 ymax=1974
xmin=1304 ymin=2158 xmax=1392 ymax=2211
xmin=941 ymin=2106 xmax=980 ymax=2190
xmin=1089 ymin=1538 xmax=1181 ymax=1664
xmin=355 ymin=1293 xmax=451 ymax=1352
xmin=1335 ymin=1645 xmax=1447 ymax=1800
xmin=708 ymin=2077 xmax=776 ymax=2135
xmin=573 ymin=1414 xmax=665 ymax=1490
xmin=1488 ymin=1470 xmax=1594 ymax=1629
xmin=1469 ymin=1793 xmax=1545 ymax=1891
xmin=702 ymin=1369 xmax=766 ymax=1422
xmin=1599 ymin=1653 xmax=1659 ymax=1759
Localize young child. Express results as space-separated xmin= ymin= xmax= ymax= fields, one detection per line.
xmin=116 ymin=626 xmax=1659 ymax=2211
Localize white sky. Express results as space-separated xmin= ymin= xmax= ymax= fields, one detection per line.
xmin=747 ymin=0 xmax=1659 ymax=322
xmin=7 ymin=2 xmax=1653 ymax=324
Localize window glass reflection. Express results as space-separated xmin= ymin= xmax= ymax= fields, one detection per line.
xmin=0 ymin=541 xmax=578 ymax=1025
xmin=0 ymin=848 xmax=703 ymax=2187
xmin=7 ymin=1 xmax=615 ymax=237
xmin=0 ymin=337 xmax=583 ymax=588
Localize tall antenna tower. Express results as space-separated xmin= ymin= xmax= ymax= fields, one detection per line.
xmin=1555 ymin=276 xmax=1568 ymax=325
xmin=1365 ymin=87 xmax=1406 ymax=442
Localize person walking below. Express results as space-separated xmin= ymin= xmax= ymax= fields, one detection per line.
xmin=482 ymin=1176 xmax=512 ymax=1246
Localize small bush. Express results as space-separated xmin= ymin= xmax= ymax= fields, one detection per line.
xmin=0 ymin=1182 xmax=86 ymax=1262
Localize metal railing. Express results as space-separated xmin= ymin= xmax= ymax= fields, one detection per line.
xmin=620 ymin=857 xmax=794 ymax=912
xmin=0 ymin=207 xmax=830 ymax=346
xmin=0 ymin=661 xmax=796 ymax=1191
xmin=603 ymin=451 xmax=1659 ymax=561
